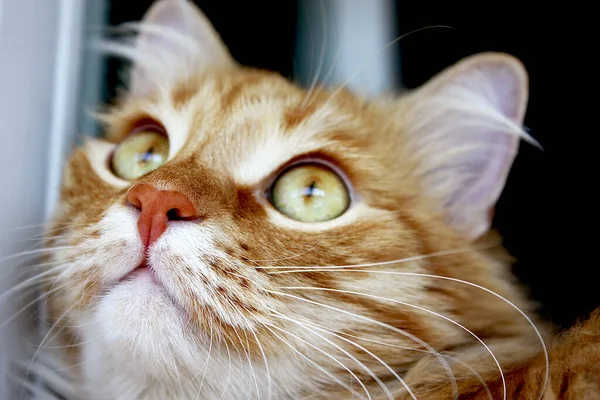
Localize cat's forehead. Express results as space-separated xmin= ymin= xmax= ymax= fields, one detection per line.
xmin=113 ymin=68 xmax=372 ymax=186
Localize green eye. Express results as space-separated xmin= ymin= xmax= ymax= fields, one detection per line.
xmin=270 ymin=163 xmax=350 ymax=222
xmin=111 ymin=131 xmax=170 ymax=181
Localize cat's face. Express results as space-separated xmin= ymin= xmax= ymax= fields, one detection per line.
xmin=43 ymin=1 xmax=540 ymax=398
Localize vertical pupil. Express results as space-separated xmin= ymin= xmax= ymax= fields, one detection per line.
xmin=303 ymin=181 xmax=317 ymax=198
xmin=140 ymin=146 xmax=154 ymax=163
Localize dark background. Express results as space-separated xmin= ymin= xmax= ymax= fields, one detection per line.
xmin=105 ymin=1 xmax=595 ymax=329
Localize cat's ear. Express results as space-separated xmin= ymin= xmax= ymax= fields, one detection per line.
xmin=129 ymin=0 xmax=235 ymax=97
xmin=402 ymin=52 xmax=533 ymax=240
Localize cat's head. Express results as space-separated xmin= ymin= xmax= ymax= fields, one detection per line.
xmin=45 ymin=0 xmax=540 ymax=398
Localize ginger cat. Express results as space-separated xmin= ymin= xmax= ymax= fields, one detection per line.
xmin=33 ymin=0 xmax=599 ymax=399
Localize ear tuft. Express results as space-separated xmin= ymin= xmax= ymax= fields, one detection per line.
xmin=100 ymin=0 xmax=235 ymax=98
xmin=404 ymin=53 xmax=532 ymax=239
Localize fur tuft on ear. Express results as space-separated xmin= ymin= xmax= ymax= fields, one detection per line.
xmin=97 ymin=0 xmax=235 ymax=98
xmin=403 ymin=53 xmax=535 ymax=240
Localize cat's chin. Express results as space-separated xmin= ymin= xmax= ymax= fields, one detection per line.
xmin=100 ymin=269 xmax=188 ymax=325
xmin=98 ymin=274 xmax=181 ymax=327
xmin=114 ymin=264 xmax=184 ymax=310
xmin=83 ymin=275 xmax=205 ymax=377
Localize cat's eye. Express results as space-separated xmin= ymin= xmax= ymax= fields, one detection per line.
xmin=270 ymin=163 xmax=350 ymax=222
xmin=110 ymin=130 xmax=169 ymax=181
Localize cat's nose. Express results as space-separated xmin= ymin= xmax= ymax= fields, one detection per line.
xmin=127 ymin=183 xmax=199 ymax=248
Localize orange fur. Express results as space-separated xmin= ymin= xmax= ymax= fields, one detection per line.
xmin=36 ymin=1 xmax=598 ymax=399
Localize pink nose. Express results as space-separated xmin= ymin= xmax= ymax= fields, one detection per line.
xmin=127 ymin=184 xmax=198 ymax=247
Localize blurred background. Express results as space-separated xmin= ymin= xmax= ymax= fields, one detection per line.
xmin=0 ymin=0 xmax=594 ymax=397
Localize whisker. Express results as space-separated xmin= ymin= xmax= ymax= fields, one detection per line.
xmin=194 ymin=319 xmax=214 ymax=399
xmin=229 ymin=314 xmax=260 ymax=400
xmin=242 ymin=243 xmax=319 ymax=264
xmin=19 ymin=234 xmax=80 ymax=243
xmin=13 ymin=355 xmax=77 ymax=399
xmin=295 ymin=319 xmax=493 ymax=400
xmin=279 ymin=286 xmax=504 ymax=400
xmin=19 ymin=284 xmax=83 ymax=399
xmin=267 ymin=289 xmax=458 ymax=399
xmin=250 ymin=326 xmax=272 ymax=400
xmin=276 ymin=269 xmax=549 ymax=400
xmin=218 ymin=335 xmax=233 ymax=400
xmin=269 ymin=310 xmax=400 ymax=400
xmin=314 ymin=4 xmax=341 ymax=95
xmin=320 ymin=25 xmax=454 ymax=110
xmin=445 ymin=355 xmax=494 ymax=400
xmin=15 ymin=221 xmax=91 ymax=242
xmin=8 ymin=370 xmax=47 ymax=399
xmin=45 ymin=351 xmax=102 ymax=373
xmin=0 ymin=261 xmax=71 ymax=302
xmin=0 ymin=221 xmax=81 ymax=238
xmin=264 ymin=324 xmax=359 ymax=399
xmin=0 ymin=280 xmax=71 ymax=331
xmin=0 ymin=223 xmax=53 ymax=236
xmin=241 ymin=320 xmax=261 ymax=400
xmin=259 ymin=241 xmax=498 ymax=270
xmin=27 ymin=330 xmax=104 ymax=350
xmin=172 ymin=355 xmax=184 ymax=400
xmin=0 ymin=246 xmax=74 ymax=266
xmin=301 ymin=0 xmax=328 ymax=109
xmin=301 ymin=1 xmax=316 ymax=102
xmin=264 ymin=323 xmax=369 ymax=400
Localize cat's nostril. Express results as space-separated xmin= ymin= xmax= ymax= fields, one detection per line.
xmin=167 ymin=208 xmax=183 ymax=220
xmin=127 ymin=196 xmax=143 ymax=210
xmin=167 ymin=208 xmax=204 ymax=222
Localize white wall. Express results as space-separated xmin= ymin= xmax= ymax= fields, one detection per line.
xmin=0 ymin=1 xmax=87 ymax=397
xmin=296 ymin=0 xmax=399 ymax=96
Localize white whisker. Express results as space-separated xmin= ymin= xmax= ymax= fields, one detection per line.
xmin=20 ymin=284 xmax=83 ymax=399
xmin=259 ymin=241 xmax=498 ymax=270
xmin=194 ymin=319 xmax=214 ymax=399
xmin=270 ymin=310 xmax=402 ymax=400
xmin=242 ymin=243 xmax=319 ymax=264
xmin=250 ymin=327 xmax=272 ymax=400
xmin=320 ymin=25 xmax=453 ymax=110
xmin=218 ymin=335 xmax=233 ymax=400
xmin=0 ymin=246 xmax=74 ymax=266
xmin=282 ymin=318 xmax=493 ymax=400
xmin=316 ymin=7 xmax=341 ymax=92
xmin=295 ymin=320 xmax=493 ymax=400
xmin=265 ymin=322 xmax=370 ymax=400
xmin=279 ymin=286 xmax=504 ymax=400
xmin=263 ymin=324 xmax=363 ymax=399
xmin=267 ymin=289 xmax=458 ymax=399
xmin=0 ymin=261 xmax=71 ymax=302
xmin=0 ymin=280 xmax=71 ymax=331
xmin=172 ymin=355 xmax=185 ymax=400
xmin=229 ymin=314 xmax=260 ymax=400
xmin=275 ymin=269 xmax=549 ymax=400
xmin=301 ymin=0 xmax=327 ymax=109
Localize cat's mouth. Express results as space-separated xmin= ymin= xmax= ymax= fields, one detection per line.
xmin=116 ymin=257 xmax=183 ymax=305
xmin=119 ymin=257 xmax=158 ymax=284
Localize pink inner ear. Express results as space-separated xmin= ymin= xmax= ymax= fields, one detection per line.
xmin=445 ymin=135 xmax=517 ymax=238
xmin=454 ymin=62 xmax=525 ymax=122
xmin=406 ymin=54 xmax=527 ymax=240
